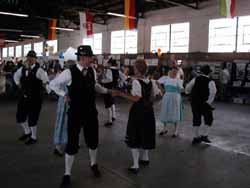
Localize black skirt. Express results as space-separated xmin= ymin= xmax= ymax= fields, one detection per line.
xmin=125 ymin=101 xmax=156 ymax=150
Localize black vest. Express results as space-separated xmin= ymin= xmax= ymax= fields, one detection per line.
xmin=20 ymin=63 xmax=43 ymax=99
xmin=110 ymin=68 xmax=119 ymax=89
xmin=67 ymin=65 xmax=96 ymax=114
xmin=191 ymin=75 xmax=211 ymax=104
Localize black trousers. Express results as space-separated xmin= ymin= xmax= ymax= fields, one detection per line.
xmin=191 ymin=102 xmax=213 ymax=127
xmin=65 ymin=108 xmax=99 ymax=155
xmin=16 ymin=96 xmax=42 ymax=127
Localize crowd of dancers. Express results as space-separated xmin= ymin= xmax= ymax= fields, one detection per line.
xmin=13 ymin=45 xmax=217 ymax=187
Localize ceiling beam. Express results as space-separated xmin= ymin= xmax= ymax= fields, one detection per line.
xmin=160 ymin=0 xmax=199 ymax=9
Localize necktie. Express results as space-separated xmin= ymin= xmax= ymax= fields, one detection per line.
xmin=82 ymin=68 xmax=88 ymax=76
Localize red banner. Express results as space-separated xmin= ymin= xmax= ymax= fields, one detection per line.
xmin=79 ymin=11 xmax=93 ymax=38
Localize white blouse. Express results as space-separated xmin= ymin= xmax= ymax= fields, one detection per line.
xmin=158 ymin=76 xmax=183 ymax=89
xmin=131 ymin=78 xmax=161 ymax=97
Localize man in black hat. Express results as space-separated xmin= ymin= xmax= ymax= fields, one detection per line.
xmin=14 ymin=50 xmax=50 ymax=145
xmin=185 ymin=65 xmax=217 ymax=145
xmin=49 ymin=45 xmax=112 ymax=187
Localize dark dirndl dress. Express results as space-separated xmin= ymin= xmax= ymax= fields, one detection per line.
xmin=103 ymin=82 xmax=115 ymax=108
xmin=125 ymin=80 xmax=156 ymax=150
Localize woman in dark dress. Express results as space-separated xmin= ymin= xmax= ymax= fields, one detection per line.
xmin=115 ymin=59 xmax=161 ymax=174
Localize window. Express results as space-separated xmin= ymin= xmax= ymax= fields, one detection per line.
xmin=111 ymin=30 xmax=137 ymax=54
xmin=46 ymin=40 xmax=58 ymax=56
xmin=125 ymin=30 xmax=137 ymax=54
xmin=24 ymin=44 xmax=31 ymax=56
xmin=83 ymin=33 xmax=102 ymax=54
xmin=111 ymin=30 xmax=125 ymax=54
xmin=2 ymin=48 xmax=7 ymax=58
xmin=34 ymin=42 xmax=43 ymax=56
xmin=208 ymin=18 xmax=237 ymax=52
xmin=8 ymin=47 xmax=14 ymax=57
xmin=151 ymin=25 xmax=170 ymax=53
xmin=237 ymin=16 xmax=250 ymax=52
xmin=15 ymin=45 xmax=22 ymax=57
xmin=171 ymin=22 xmax=190 ymax=53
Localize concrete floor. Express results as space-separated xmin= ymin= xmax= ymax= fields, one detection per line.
xmin=0 ymin=97 xmax=250 ymax=188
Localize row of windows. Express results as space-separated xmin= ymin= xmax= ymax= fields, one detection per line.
xmin=2 ymin=15 xmax=250 ymax=58
xmin=82 ymin=15 xmax=250 ymax=54
xmin=2 ymin=40 xmax=58 ymax=58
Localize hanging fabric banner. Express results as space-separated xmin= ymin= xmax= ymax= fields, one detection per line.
xmin=220 ymin=0 xmax=236 ymax=18
xmin=124 ymin=0 xmax=138 ymax=30
xmin=48 ymin=19 xmax=57 ymax=40
xmin=79 ymin=11 xmax=93 ymax=39
xmin=0 ymin=33 xmax=5 ymax=48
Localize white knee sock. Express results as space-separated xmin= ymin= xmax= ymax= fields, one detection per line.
xmin=20 ymin=122 xmax=31 ymax=134
xmin=65 ymin=154 xmax=75 ymax=175
xmin=193 ymin=127 xmax=200 ymax=138
xmin=107 ymin=108 xmax=112 ymax=123
xmin=174 ymin=124 xmax=179 ymax=135
xmin=141 ymin=150 xmax=149 ymax=161
xmin=111 ymin=104 xmax=116 ymax=119
xmin=203 ymin=125 xmax=211 ymax=136
xmin=131 ymin=149 xmax=139 ymax=169
xmin=31 ymin=126 xmax=37 ymax=140
xmin=89 ymin=149 xmax=97 ymax=166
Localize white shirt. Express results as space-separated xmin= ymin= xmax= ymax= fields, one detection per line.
xmin=131 ymin=78 xmax=161 ymax=97
xmin=14 ymin=64 xmax=49 ymax=86
xmin=49 ymin=63 xmax=108 ymax=97
xmin=101 ymin=68 xmax=113 ymax=84
xmin=185 ymin=75 xmax=217 ymax=105
xmin=220 ymin=69 xmax=230 ymax=84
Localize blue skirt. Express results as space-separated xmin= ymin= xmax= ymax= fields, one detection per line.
xmin=160 ymin=92 xmax=183 ymax=124
xmin=53 ymin=96 xmax=68 ymax=145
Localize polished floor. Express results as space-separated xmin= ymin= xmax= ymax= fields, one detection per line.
xmin=0 ymin=97 xmax=250 ymax=188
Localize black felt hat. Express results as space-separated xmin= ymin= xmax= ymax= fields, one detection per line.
xmin=26 ymin=50 xmax=37 ymax=58
xmin=75 ymin=45 xmax=94 ymax=57
xmin=201 ymin=65 xmax=212 ymax=75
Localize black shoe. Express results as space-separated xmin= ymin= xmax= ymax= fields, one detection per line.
xmin=200 ymin=136 xmax=212 ymax=143
xmin=112 ymin=118 xmax=116 ymax=121
xmin=172 ymin=134 xmax=178 ymax=138
xmin=60 ymin=175 xmax=71 ymax=188
xmin=139 ymin=160 xmax=150 ymax=166
xmin=91 ymin=164 xmax=101 ymax=178
xmin=128 ymin=167 xmax=139 ymax=174
xmin=159 ymin=130 xmax=168 ymax=136
xmin=18 ymin=133 xmax=31 ymax=141
xmin=104 ymin=122 xmax=112 ymax=127
xmin=25 ymin=138 xmax=37 ymax=145
xmin=54 ymin=148 xmax=64 ymax=157
xmin=192 ymin=137 xmax=202 ymax=145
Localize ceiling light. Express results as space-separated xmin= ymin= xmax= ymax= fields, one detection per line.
xmin=5 ymin=40 xmax=18 ymax=43
xmin=107 ymin=12 xmax=136 ymax=19
xmin=0 ymin=28 xmax=23 ymax=32
xmin=21 ymin=34 xmax=40 ymax=38
xmin=51 ymin=27 xmax=74 ymax=31
xmin=0 ymin=11 xmax=28 ymax=17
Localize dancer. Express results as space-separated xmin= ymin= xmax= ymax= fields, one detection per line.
xmin=185 ymin=65 xmax=217 ymax=145
xmin=100 ymin=59 xmax=115 ymax=127
xmin=115 ymin=59 xmax=161 ymax=174
xmin=53 ymin=60 xmax=76 ymax=156
xmin=14 ymin=50 xmax=50 ymax=145
xmin=159 ymin=67 xmax=183 ymax=137
xmin=49 ymin=45 xmax=112 ymax=187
